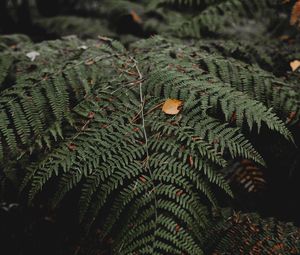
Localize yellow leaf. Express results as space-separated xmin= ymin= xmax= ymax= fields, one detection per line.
xmin=130 ymin=10 xmax=143 ymax=24
xmin=290 ymin=0 xmax=300 ymax=26
xmin=290 ymin=60 xmax=300 ymax=71
xmin=162 ymin=99 xmax=183 ymax=115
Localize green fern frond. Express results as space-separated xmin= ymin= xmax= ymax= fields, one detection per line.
xmin=145 ymin=68 xmax=293 ymax=141
xmin=0 ymin=35 xmax=296 ymax=254
xmin=177 ymin=0 xmax=282 ymax=38
xmin=0 ymin=37 xmax=122 ymax=160
xmin=196 ymin=52 xmax=300 ymax=120
xmin=0 ymin=0 xmax=299 ymax=253
xmin=204 ymin=208 xmax=300 ymax=254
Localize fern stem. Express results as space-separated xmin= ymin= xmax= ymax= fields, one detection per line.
xmin=132 ymin=57 xmax=158 ymax=252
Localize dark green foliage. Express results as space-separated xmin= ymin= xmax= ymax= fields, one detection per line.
xmin=1 ymin=0 xmax=300 ymax=254
xmin=221 ymin=159 xmax=266 ymax=193
xmin=35 ymin=16 xmax=115 ymax=39
xmin=0 ymin=32 xmax=299 ymax=253
xmin=204 ymin=208 xmax=300 ymax=255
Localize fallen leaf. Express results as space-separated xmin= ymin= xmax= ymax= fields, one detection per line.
xmin=139 ymin=175 xmax=147 ymax=183
xmin=290 ymin=60 xmax=300 ymax=71
xmin=130 ymin=10 xmax=143 ymax=24
xmin=97 ymin=35 xmax=113 ymax=42
xmin=87 ymin=111 xmax=95 ymax=119
xmin=85 ymin=59 xmax=95 ymax=65
xmin=230 ymin=111 xmax=237 ymax=123
xmin=290 ymin=0 xmax=300 ymax=26
xmin=26 ymin=51 xmax=40 ymax=61
xmin=67 ymin=143 xmax=77 ymax=151
xmin=162 ymin=99 xmax=183 ymax=115
xmin=286 ymin=111 xmax=297 ymax=123
xmin=78 ymin=45 xmax=88 ymax=50
xmin=188 ymin=155 xmax=193 ymax=167
xmin=176 ymin=190 xmax=184 ymax=196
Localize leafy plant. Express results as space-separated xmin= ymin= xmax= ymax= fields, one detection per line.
xmin=0 ymin=31 xmax=299 ymax=253
xmin=1 ymin=0 xmax=300 ymax=254
xmin=204 ymin=208 xmax=300 ymax=255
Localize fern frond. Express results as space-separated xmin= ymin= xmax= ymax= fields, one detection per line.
xmin=0 ymin=35 xmax=295 ymax=254
xmin=177 ymin=0 xmax=281 ymax=38
xmin=205 ymin=208 xmax=300 ymax=254
xmin=0 ymin=38 xmax=122 ymax=160
xmin=145 ymin=68 xmax=293 ymax=141
xmin=35 ymin=16 xmax=115 ymax=39
xmin=196 ymin=53 xmax=300 ymax=121
xmin=222 ymin=159 xmax=266 ymax=193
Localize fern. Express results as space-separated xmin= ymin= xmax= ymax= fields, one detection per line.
xmin=0 ymin=36 xmax=124 ymax=161
xmin=222 ymin=159 xmax=266 ymax=193
xmin=0 ymin=0 xmax=299 ymax=253
xmin=133 ymin=36 xmax=295 ymax=138
xmin=193 ymin=51 xmax=300 ymax=124
xmin=35 ymin=16 xmax=115 ymax=39
xmin=176 ymin=0 xmax=281 ymax=38
xmin=194 ymin=38 xmax=300 ymax=74
xmin=204 ymin=208 xmax=300 ymax=255
xmin=0 ymin=33 xmax=297 ymax=254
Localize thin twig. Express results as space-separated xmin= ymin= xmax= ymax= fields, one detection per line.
xmin=132 ymin=56 xmax=158 ymax=251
